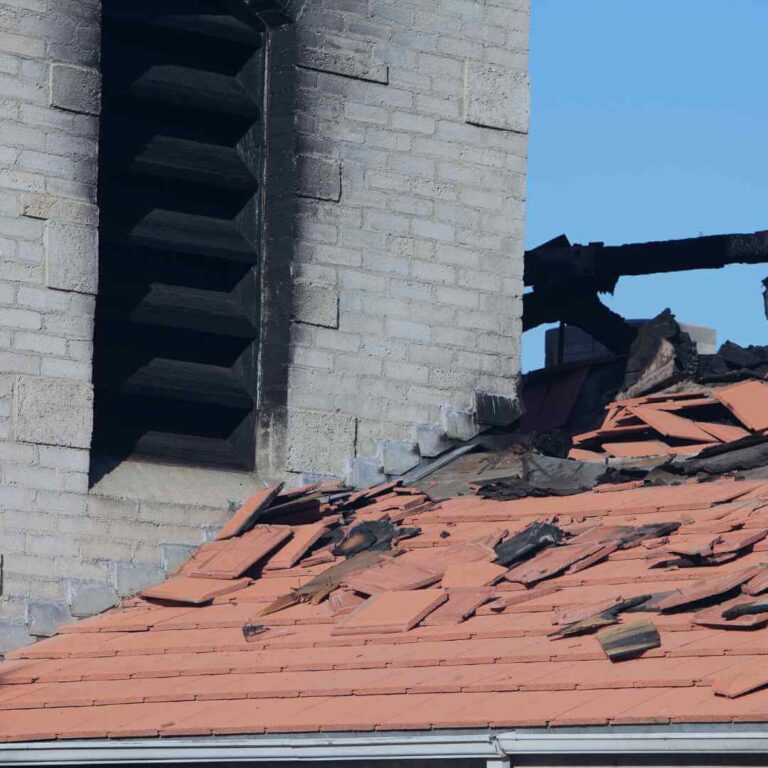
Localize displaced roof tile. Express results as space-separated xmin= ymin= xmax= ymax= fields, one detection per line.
xmin=626 ymin=405 xmax=717 ymax=443
xmin=215 ymin=484 xmax=284 ymax=541
xmin=343 ymin=557 xmax=440 ymax=595
xmin=189 ymin=525 xmax=293 ymax=579
xmin=263 ymin=522 xmax=328 ymax=571
xmin=601 ymin=440 xmax=671 ymax=458
xmin=332 ymin=590 xmax=447 ymax=635
xmin=421 ymin=588 xmax=493 ymax=625
xmin=713 ymin=380 xmax=768 ymax=431
xmin=441 ymin=561 xmax=507 ymax=588
xmin=140 ymin=576 xmax=252 ymax=605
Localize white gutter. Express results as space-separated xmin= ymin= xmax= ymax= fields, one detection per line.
xmin=497 ymin=730 xmax=768 ymax=755
xmin=4 ymin=729 xmax=768 ymax=766
xmin=0 ymin=732 xmax=502 ymax=766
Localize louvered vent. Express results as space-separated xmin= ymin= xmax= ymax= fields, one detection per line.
xmin=93 ymin=0 xmax=274 ymax=470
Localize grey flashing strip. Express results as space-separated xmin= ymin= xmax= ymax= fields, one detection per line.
xmin=7 ymin=729 xmax=768 ymax=765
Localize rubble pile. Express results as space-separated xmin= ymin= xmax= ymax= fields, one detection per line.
xmin=570 ymin=380 xmax=768 ymax=462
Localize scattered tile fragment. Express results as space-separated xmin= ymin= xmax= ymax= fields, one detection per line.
xmin=602 ymin=440 xmax=672 ymax=459
xmin=326 ymin=590 xmax=366 ymax=617
xmin=597 ymin=620 xmax=661 ymax=662
xmin=655 ymin=566 xmax=765 ymax=612
xmin=344 ymin=557 xmax=440 ymax=595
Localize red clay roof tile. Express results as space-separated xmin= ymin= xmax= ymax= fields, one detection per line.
xmin=139 ymin=576 xmax=252 ymax=606
xmin=332 ymin=590 xmax=447 ymax=635
xmin=421 ymin=588 xmax=493 ymax=625
xmin=215 ymin=484 xmax=284 ymax=541
xmin=626 ymin=406 xmax=717 ymax=442
xmin=602 ymin=440 xmax=671 ymax=458
xmin=9 ymin=475 xmax=768 ymax=740
xmin=343 ymin=557 xmax=440 ymax=595
xmin=441 ymin=561 xmax=507 ymax=588
xmin=713 ymin=380 xmax=768 ymax=431
xmin=262 ymin=522 xmax=328 ymax=571
xmin=189 ymin=525 xmax=293 ymax=579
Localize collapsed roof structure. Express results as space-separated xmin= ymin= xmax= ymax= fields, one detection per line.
xmin=524 ymin=229 xmax=768 ymax=355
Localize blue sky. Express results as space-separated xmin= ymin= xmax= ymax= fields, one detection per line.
xmin=523 ymin=0 xmax=768 ymax=371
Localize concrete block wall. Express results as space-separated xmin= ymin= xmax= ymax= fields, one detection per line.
xmin=0 ymin=0 xmax=103 ymax=651
xmin=0 ymin=0 xmax=250 ymax=653
xmin=0 ymin=0 xmax=530 ymax=652
xmin=282 ymin=0 xmax=530 ymax=479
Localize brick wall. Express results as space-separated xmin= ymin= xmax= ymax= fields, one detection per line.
xmin=272 ymin=0 xmax=530 ymax=482
xmin=0 ymin=0 xmax=529 ymax=652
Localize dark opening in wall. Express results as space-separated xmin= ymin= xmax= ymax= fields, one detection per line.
xmin=92 ymin=0 xmax=293 ymax=472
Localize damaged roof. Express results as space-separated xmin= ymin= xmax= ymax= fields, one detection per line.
xmin=7 ymin=419 xmax=768 ymax=740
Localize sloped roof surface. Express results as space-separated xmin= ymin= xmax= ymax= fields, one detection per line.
xmin=7 ymin=469 xmax=768 ymax=741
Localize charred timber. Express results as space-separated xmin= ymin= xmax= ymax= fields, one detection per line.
xmin=525 ymin=230 xmax=768 ymax=290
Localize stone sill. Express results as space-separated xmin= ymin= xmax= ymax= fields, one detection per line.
xmin=89 ymin=455 xmax=268 ymax=508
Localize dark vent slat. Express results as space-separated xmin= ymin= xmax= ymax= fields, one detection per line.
xmin=124 ymin=66 xmax=260 ymax=118
xmin=112 ymin=211 xmax=257 ymax=264
xmin=99 ymin=285 xmax=257 ymax=338
xmin=103 ymin=6 xmax=263 ymax=44
xmin=129 ymin=136 xmax=259 ymax=190
xmin=103 ymin=359 xmax=253 ymax=409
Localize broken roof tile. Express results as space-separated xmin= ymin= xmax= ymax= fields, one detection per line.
xmin=263 ymin=522 xmax=328 ymax=571
xmin=140 ymin=576 xmax=252 ymax=605
xmin=597 ymin=620 xmax=661 ymax=662
xmin=326 ymin=591 xmax=365 ymax=617
xmin=626 ymin=405 xmax=717 ymax=443
xmin=655 ymin=566 xmax=765 ymax=612
xmin=712 ymin=660 xmax=768 ymax=699
xmin=568 ymin=448 xmax=606 ymax=462
xmin=695 ymin=421 xmax=751 ymax=443
xmin=421 ymin=588 xmax=493 ymax=626
xmin=744 ymin=568 xmax=768 ymax=596
xmin=506 ymin=543 xmax=606 ymax=586
xmin=189 ymin=525 xmax=293 ymax=579
xmin=343 ymin=556 xmax=440 ymax=595
xmin=601 ymin=440 xmax=671 ymax=458
xmin=215 ymin=484 xmax=284 ymax=541
xmin=441 ymin=561 xmax=507 ymax=589
xmin=713 ymin=380 xmax=768 ymax=432
xmin=332 ymin=590 xmax=447 ymax=635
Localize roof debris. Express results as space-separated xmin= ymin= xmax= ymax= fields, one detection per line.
xmin=5 ymin=471 xmax=768 ymax=738
xmin=597 ymin=620 xmax=661 ymax=662
xmin=8 ymin=356 xmax=768 ymax=739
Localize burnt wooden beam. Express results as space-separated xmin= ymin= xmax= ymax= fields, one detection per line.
xmin=523 ymin=288 xmax=638 ymax=354
xmin=525 ymin=230 xmax=768 ymax=289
